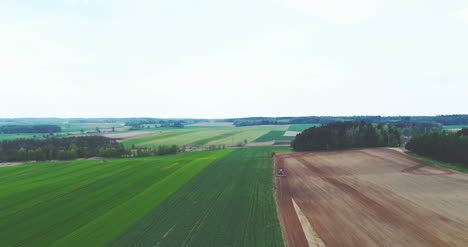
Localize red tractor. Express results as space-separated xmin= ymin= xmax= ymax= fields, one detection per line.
xmin=276 ymin=168 xmax=286 ymax=177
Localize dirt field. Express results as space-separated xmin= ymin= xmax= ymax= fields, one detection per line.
xmin=0 ymin=162 xmax=25 ymax=167
xmin=283 ymin=131 xmax=300 ymax=137
xmin=245 ymin=141 xmax=275 ymax=147
xmin=275 ymin=148 xmax=468 ymax=247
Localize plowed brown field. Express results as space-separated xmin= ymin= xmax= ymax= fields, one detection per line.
xmin=275 ymin=148 xmax=468 ymax=247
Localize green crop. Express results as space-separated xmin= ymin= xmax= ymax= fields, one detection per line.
xmin=0 ymin=149 xmax=232 ymax=247
xmin=111 ymin=147 xmax=288 ymax=247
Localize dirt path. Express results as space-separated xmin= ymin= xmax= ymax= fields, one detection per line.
xmin=0 ymin=162 xmax=25 ymax=168
xmin=275 ymin=148 xmax=468 ymax=247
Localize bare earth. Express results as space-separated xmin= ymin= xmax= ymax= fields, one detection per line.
xmin=284 ymin=131 xmax=300 ymax=137
xmin=245 ymin=141 xmax=275 ymax=147
xmin=100 ymin=131 xmax=162 ymax=140
xmin=0 ymin=162 xmax=25 ymax=167
xmin=275 ymin=148 xmax=468 ymax=247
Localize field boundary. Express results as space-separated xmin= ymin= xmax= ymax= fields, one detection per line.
xmin=405 ymin=152 xmax=468 ymax=173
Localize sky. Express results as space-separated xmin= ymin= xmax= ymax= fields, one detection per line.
xmin=0 ymin=0 xmax=467 ymax=118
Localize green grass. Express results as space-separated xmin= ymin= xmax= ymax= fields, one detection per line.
xmin=0 ymin=149 xmax=232 ymax=247
xmin=287 ymin=124 xmax=321 ymax=131
xmin=0 ymin=133 xmax=44 ymax=141
xmin=121 ymin=129 xmax=194 ymax=147
xmin=253 ymin=131 xmax=293 ymax=142
xmin=122 ymin=128 xmax=236 ymax=147
xmin=190 ymin=130 xmax=240 ymax=146
xmin=122 ymin=125 xmax=289 ymax=147
xmin=110 ymin=147 xmax=287 ymax=247
xmin=207 ymin=125 xmax=288 ymax=146
xmin=59 ymin=123 xmax=124 ymax=132
xmin=406 ymin=152 xmax=468 ymax=173
xmin=443 ymin=125 xmax=468 ymax=130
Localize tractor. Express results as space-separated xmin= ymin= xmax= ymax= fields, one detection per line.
xmin=276 ymin=168 xmax=286 ymax=177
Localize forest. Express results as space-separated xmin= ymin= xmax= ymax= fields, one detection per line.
xmin=228 ymin=115 xmax=468 ymax=127
xmin=0 ymin=124 xmax=61 ymax=134
xmin=125 ymin=119 xmax=185 ymax=129
xmin=391 ymin=121 xmax=442 ymax=136
xmin=291 ymin=121 xmax=402 ymax=151
xmin=0 ymin=136 xmax=126 ymax=162
xmin=406 ymin=129 xmax=468 ymax=166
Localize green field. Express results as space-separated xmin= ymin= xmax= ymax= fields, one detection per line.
xmin=121 ymin=128 xmax=236 ymax=147
xmin=123 ymin=125 xmax=289 ymax=147
xmin=0 ymin=147 xmax=287 ymax=247
xmin=253 ymin=131 xmax=294 ymax=142
xmin=205 ymin=125 xmax=288 ymax=146
xmin=0 ymin=121 xmax=127 ymax=141
xmin=0 ymin=150 xmax=232 ymax=247
xmin=0 ymin=133 xmax=44 ymax=141
xmin=443 ymin=125 xmax=468 ymax=130
xmin=110 ymin=147 xmax=287 ymax=247
xmin=287 ymin=124 xmax=321 ymax=131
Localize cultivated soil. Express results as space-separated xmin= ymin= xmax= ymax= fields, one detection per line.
xmin=283 ymin=131 xmax=300 ymax=137
xmin=0 ymin=162 xmax=25 ymax=167
xmin=245 ymin=141 xmax=275 ymax=147
xmin=275 ymin=148 xmax=468 ymax=247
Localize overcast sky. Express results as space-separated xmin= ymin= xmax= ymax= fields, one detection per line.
xmin=0 ymin=0 xmax=467 ymax=118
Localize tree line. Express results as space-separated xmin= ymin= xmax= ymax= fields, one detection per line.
xmin=125 ymin=119 xmax=185 ymax=129
xmin=0 ymin=136 xmax=126 ymax=162
xmin=391 ymin=121 xmax=442 ymax=136
xmin=228 ymin=115 xmax=468 ymax=127
xmin=291 ymin=121 xmax=402 ymax=151
xmin=0 ymin=136 xmax=183 ymax=162
xmin=130 ymin=145 xmax=180 ymax=157
xmin=405 ymin=129 xmax=468 ymax=166
xmin=0 ymin=124 xmax=61 ymax=134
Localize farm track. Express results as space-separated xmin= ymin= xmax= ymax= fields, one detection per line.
xmin=276 ymin=148 xmax=468 ymax=247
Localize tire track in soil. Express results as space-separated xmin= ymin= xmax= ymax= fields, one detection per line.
xmin=275 ymin=154 xmax=310 ymax=247
xmin=276 ymin=149 xmax=468 ymax=247
xmin=294 ymin=155 xmax=449 ymax=247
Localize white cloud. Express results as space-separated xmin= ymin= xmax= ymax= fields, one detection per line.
xmin=458 ymin=8 xmax=468 ymax=23
xmin=285 ymin=0 xmax=381 ymax=24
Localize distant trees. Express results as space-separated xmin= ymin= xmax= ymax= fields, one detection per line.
xmin=406 ymin=130 xmax=468 ymax=166
xmin=228 ymin=115 xmax=468 ymax=127
xmin=0 ymin=136 xmax=127 ymax=162
xmin=125 ymin=119 xmax=184 ymax=129
xmin=132 ymin=145 xmax=179 ymax=157
xmin=160 ymin=121 xmax=184 ymax=128
xmin=392 ymin=121 xmax=442 ymax=136
xmin=291 ymin=121 xmax=402 ymax=151
xmin=0 ymin=125 xmax=61 ymax=134
xmin=434 ymin=115 xmax=468 ymax=125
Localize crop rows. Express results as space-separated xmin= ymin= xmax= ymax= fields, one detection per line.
xmin=253 ymin=131 xmax=293 ymax=142
xmin=110 ymin=147 xmax=288 ymax=247
xmin=0 ymin=150 xmax=232 ymax=247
